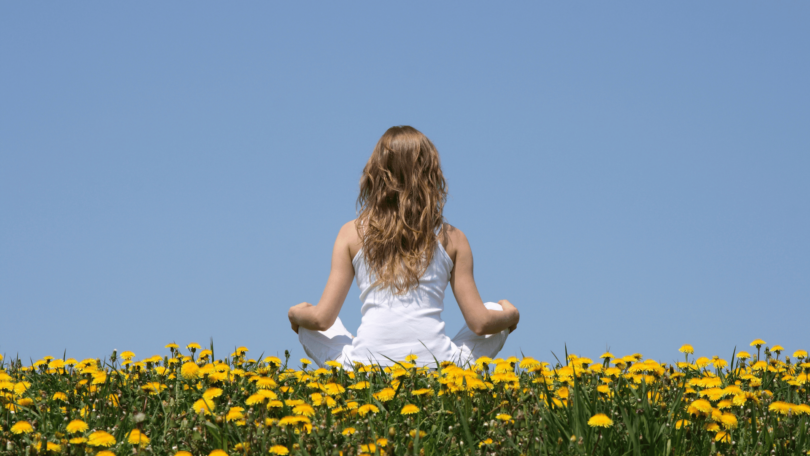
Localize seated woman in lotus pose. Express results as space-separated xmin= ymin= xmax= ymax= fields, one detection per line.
xmin=288 ymin=126 xmax=519 ymax=368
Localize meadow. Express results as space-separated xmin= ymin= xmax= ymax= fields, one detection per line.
xmin=1 ymin=340 xmax=808 ymax=455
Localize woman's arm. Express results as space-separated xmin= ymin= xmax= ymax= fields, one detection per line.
xmin=288 ymin=221 xmax=358 ymax=332
xmin=447 ymin=226 xmax=520 ymax=336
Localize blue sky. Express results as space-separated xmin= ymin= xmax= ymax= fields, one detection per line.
xmin=2 ymin=2 xmax=808 ymax=366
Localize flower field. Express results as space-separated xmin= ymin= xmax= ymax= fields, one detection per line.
xmin=1 ymin=341 xmax=809 ymax=455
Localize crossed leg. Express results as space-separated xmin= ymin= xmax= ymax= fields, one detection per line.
xmin=298 ymin=316 xmax=354 ymax=368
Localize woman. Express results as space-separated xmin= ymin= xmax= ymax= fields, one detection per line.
xmin=288 ymin=126 xmax=520 ymax=368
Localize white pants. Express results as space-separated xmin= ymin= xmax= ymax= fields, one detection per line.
xmin=298 ymin=302 xmax=509 ymax=369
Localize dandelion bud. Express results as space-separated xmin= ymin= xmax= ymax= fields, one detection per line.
xmin=389 ymin=426 xmax=395 ymax=437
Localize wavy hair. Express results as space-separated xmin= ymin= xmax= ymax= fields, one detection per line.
xmin=356 ymin=126 xmax=448 ymax=295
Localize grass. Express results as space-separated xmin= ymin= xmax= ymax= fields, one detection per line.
xmin=1 ymin=342 xmax=808 ymax=455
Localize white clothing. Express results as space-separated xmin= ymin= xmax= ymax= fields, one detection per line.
xmin=298 ymin=240 xmax=509 ymax=369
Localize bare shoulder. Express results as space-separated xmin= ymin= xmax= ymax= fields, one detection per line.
xmin=338 ymin=219 xmax=363 ymax=259
xmin=441 ymin=223 xmax=471 ymax=265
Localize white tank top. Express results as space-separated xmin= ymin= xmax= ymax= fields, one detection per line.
xmin=348 ymin=231 xmax=456 ymax=367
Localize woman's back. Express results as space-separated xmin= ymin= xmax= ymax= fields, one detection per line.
xmin=349 ymin=232 xmax=456 ymax=366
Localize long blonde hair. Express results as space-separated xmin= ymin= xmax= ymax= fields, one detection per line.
xmin=356 ymin=126 xmax=448 ymax=295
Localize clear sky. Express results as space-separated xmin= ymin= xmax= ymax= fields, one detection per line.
xmin=2 ymin=2 xmax=808 ymax=366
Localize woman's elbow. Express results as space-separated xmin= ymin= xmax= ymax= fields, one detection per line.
xmin=314 ymin=322 xmax=330 ymax=332
xmin=469 ymin=322 xmax=487 ymax=336
xmin=313 ymin=316 xmax=336 ymax=332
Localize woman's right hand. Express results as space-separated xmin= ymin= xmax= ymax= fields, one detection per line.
xmin=499 ymin=299 xmax=519 ymax=333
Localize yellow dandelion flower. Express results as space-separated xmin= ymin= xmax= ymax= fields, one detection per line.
xmin=793 ymin=350 xmax=807 ymax=358
xmin=716 ymin=431 xmax=731 ymax=443
xmin=325 ymin=360 xmax=343 ymax=369
xmin=66 ymin=420 xmax=88 ymax=434
xmin=120 ymin=351 xmax=135 ymax=360
xmin=87 ymin=430 xmax=116 ymax=447
xmin=142 ymin=382 xmax=167 ymax=394
xmin=597 ymin=385 xmax=610 ymax=394
xmin=719 ymin=413 xmax=738 ymax=429
xmin=127 ymin=429 xmax=150 ymax=447
xmin=479 ymin=438 xmax=494 ymax=447
xmin=733 ymin=392 xmax=758 ymax=406
xmin=401 ymin=404 xmax=420 ymax=415
xmin=226 ymin=407 xmax=245 ymax=422
xmin=203 ymin=387 xmax=223 ymax=400
xmin=209 ymin=450 xmax=228 ymax=456
xmin=373 ymin=387 xmax=395 ymax=402
xmin=360 ymin=443 xmax=377 ymax=452
xmin=675 ymin=419 xmax=690 ymax=429
xmin=737 ymin=351 xmax=751 ymax=360
xmin=300 ymin=358 xmax=311 ymax=366
xmin=15 ymin=397 xmax=34 ymax=408
xmin=717 ymin=399 xmax=733 ymax=410
xmin=92 ymin=372 xmax=107 ymax=385
xmin=769 ymin=401 xmax=792 ymax=414
xmin=750 ymin=339 xmax=766 ymax=348
xmin=255 ymin=377 xmax=277 ymax=389
xmin=587 ymin=413 xmax=613 ymax=428
xmin=11 ymin=421 xmax=33 ymax=434
xmin=496 ymin=413 xmax=512 ymax=421
xmin=277 ymin=416 xmax=298 ymax=427
xmin=269 ymin=446 xmax=290 ymax=455
xmin=174 ymin=452 xmax=192 ymax=456
xmin=34 ymin=442 xmax=62 ymax=453
xmin=703 ymin=422 xmax=720 ymax=432
xmin=345 ymin=401 xmax=360 ymax=410
xmin=556 ymin=386 xmax=570 ymax=399
xmin=180 ymin=362 xmax=200 ymax=379
xmin=409 ymin=430 xmax=427 ymax=438
xmin=348 ymin=381 xmax=370 ymax=390
xmin=679 ymin=345 xmax=694 ymax=354
xmin=695 ymin=357 xmax=711 ymax=368
xmin=322 ymin=382 xmax=345 ymax=396
xmin=376 ymin=438 xmax=388 ymax=447
xmin=293 ymin=404 xmax=315 ymax=416
xmin=193 ymin=398 xmax=215 ymax=415
xmin=245 ymin=393 xmax=267 ymax=405
xmin=358 ymin=404 xmax=379 ymax=416
xmin=96 ymin=451 xmax=115 ymax=456
xmin=342 ymin=427 xmax=356 ymax=436
xmin=687 ymin=399 xmax=713 ymax=416
xmin=69 ymin=437 xmax=87 ymax=444
xmin=186 ymin=342 xmax=202 ymax=351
